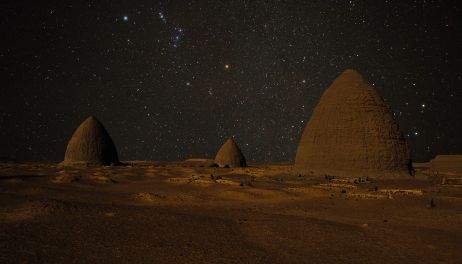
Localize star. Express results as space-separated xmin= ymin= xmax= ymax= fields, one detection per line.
xmin=1 ymin=1 xmax=460 ymax=164
xmin=171 ymin=26 xmax=184 ymax=48
xmin=159 ymin=11 xmax=167 ymax=24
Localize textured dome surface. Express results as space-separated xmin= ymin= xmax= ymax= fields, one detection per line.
xmin=295 ymin=69 xmax=410 ymax=178
xmin=61 ymin=116 xmax=119 ymax=166
xmin=214 ymin=138 xmax=247 ymax=168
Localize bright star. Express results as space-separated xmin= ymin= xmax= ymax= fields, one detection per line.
xmin=123 ymin=16 xmax=129 ymax=21
xmin=224 ymin=64 xmax=230 ymax=69
xmin=159 ymin=11 xmax=167 ymax=23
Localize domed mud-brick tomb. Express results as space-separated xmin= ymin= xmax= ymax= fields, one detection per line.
xmin=214 ymin=138 xmax=247 ymax=168
xmin=61 ymin=116 xmax=120 ymax=166
xmin=295 ymin=69 xmax=411 ymax=178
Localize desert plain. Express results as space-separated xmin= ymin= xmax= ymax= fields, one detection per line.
xmin=0 ymin=160 xmax=461 ymax=263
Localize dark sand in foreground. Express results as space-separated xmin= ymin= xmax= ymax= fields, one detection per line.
xmin=1 ymin=161 xmax=461 ymax=263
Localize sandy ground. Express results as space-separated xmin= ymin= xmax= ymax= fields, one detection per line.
xmin=0 ymin=161 xmax=461 ymax=263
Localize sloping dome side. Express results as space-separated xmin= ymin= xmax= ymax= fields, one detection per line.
xmin=214 ymin=138 xmax=247 ymax=167
xmin=295 ymin=69 xmax=410 ymax=178
xmin=62 ymin=116 xmax=119 ymax=166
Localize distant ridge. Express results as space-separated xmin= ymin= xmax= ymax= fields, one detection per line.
xmin=430 ymin=155 xmax=462 ymax=174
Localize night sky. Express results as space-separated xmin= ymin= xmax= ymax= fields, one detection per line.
xmin=1 ymin=0 xmax=461 ymax=162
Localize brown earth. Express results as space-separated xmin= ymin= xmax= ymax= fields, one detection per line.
xmin=0 ymin=161 xmax=461 ymax=263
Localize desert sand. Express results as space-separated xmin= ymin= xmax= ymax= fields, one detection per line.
xmin=1 ymin=160 xmax=461 ymax=263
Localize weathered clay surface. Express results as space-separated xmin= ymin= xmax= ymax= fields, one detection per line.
xmin=61 ymin=116 xmax=119 ymax=166
xmin=295 ymin=69 xmax=410 ymax=178
xmin=214 ymin=138 xmax=247 ymax=167
xmin=183 ymin=158 xmax=217 ymax=167
xmin=430 ymin=155 xmax=462 ymax=174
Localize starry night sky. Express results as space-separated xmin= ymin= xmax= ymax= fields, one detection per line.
xmin=1 ymin=0 xmax=461 ymax=162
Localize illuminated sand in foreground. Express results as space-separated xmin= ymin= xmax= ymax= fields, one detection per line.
xmin=1 ymin=161 xmax=461 ymax=263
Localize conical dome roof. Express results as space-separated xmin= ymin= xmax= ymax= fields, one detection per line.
xmin=214 ymin=138 xmax=247 ymax=167
xmin=61 ymin=116 xmax=119 ymax=166
xmin=295 ymin=69 xmax=410 ymax=178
